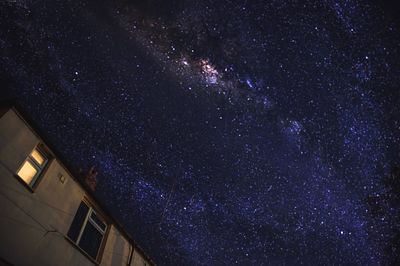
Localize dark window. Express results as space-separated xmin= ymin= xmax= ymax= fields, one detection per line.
xmin=90 ymin=212 xmax=107 ymax=231
xmin=68 ymin=202 xmax=89 ymax=242
xmin=68 ymin=201 xmax=107 ymax=261
xmin=79 ymin=222 xmax=103 ymax=259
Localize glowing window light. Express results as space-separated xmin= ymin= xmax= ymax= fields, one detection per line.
xmin=16 ymin=146 xmax=48 ymax=187
xmin=30 ymin=149 xmax=45 ymax=166
xmin=17 ymin=160 xmax=38 ymax=185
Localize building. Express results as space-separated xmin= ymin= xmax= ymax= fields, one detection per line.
xmin=0 ymin=104 xmax=154 ymax=266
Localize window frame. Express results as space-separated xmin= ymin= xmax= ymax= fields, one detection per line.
xmin=67 ymin=200 xmax=109 ymax=263
xmin=15 ymin=144 xmax=50 ymax=191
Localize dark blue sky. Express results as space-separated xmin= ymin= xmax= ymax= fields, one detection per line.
xmin=1 ymin=0 xmax=400 ymax=265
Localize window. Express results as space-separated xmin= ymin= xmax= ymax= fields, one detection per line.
xmin=16 ymin=146 xmax=48 ymax=187
xmin=68 ymin=201 xmax=107 ymax=261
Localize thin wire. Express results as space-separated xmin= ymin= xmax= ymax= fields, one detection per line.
xmin=0 ymin=215 xmax=45 ymax=233
xmin=0 ymin=185 xmax=75 ymax=217
xmin=0 ymin=190 xmax=49 ymax=231
xmin=0 ymin=193 xmax=68 ymax=245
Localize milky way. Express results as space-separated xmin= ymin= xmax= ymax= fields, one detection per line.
xmin=1 ymin=0 xmax=400 ymax=265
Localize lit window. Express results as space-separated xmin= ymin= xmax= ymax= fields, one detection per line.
xmin=68 ymin=201 xmax=107 ymax=261
xmin=30 ymin=149 xmax=46 ymax=166
xmin=17 ymin=146 xmax=48 ymax=187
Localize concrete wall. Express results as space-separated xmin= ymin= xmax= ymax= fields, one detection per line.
xmin=0 ymin=108 xmax=152 ymax=266
xmin=130 ymin=249 xmax=148 ymax=266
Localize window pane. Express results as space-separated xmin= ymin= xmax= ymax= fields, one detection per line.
xmin=90 ymin=212 xmax=106 ymax=231
xmin=30 ymin=149 xmax=45 ymax=166
xmin=68 ymin=202 xmax=89 ymax=242
xmin=17 ymin=160 xmax=38 ymax=185
xmin=79 ymin=222 xmax=103 ymax=260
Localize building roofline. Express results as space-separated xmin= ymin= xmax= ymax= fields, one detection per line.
xmin=0 ymin=100 xmax=156 ymax=266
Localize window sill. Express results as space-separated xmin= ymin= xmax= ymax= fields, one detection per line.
xmin=13 ymin=174 xmax=35 ymax=193
xmin=64 ymin=236 xmax=99 ymax=265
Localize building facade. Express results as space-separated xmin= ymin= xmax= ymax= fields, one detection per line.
xmin=0 ymin=105 xmax=154 ymax=266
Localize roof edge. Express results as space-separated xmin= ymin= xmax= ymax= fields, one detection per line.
xmin=0 ymin=100 xmax=156 ymax=266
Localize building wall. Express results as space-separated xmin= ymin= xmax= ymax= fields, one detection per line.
xmin=101 ymin=226 xmax=131 ymax=266
xmin=0 ymin=108 xmax=151 ymax=266
xmin=130 ymin=249 xmax=148 ymax=266
xmin=100 ymin=226 xmax=149 ymax=266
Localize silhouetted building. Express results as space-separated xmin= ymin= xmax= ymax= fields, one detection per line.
xmin=0 ymin=104 xmax=154 ymax=266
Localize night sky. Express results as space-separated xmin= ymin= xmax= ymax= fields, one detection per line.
xmin=1 ymin=0 xmax=400 ymax=265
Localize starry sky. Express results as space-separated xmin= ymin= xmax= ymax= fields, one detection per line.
xmin=1 ymin=0 xmax=400 ymax=265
